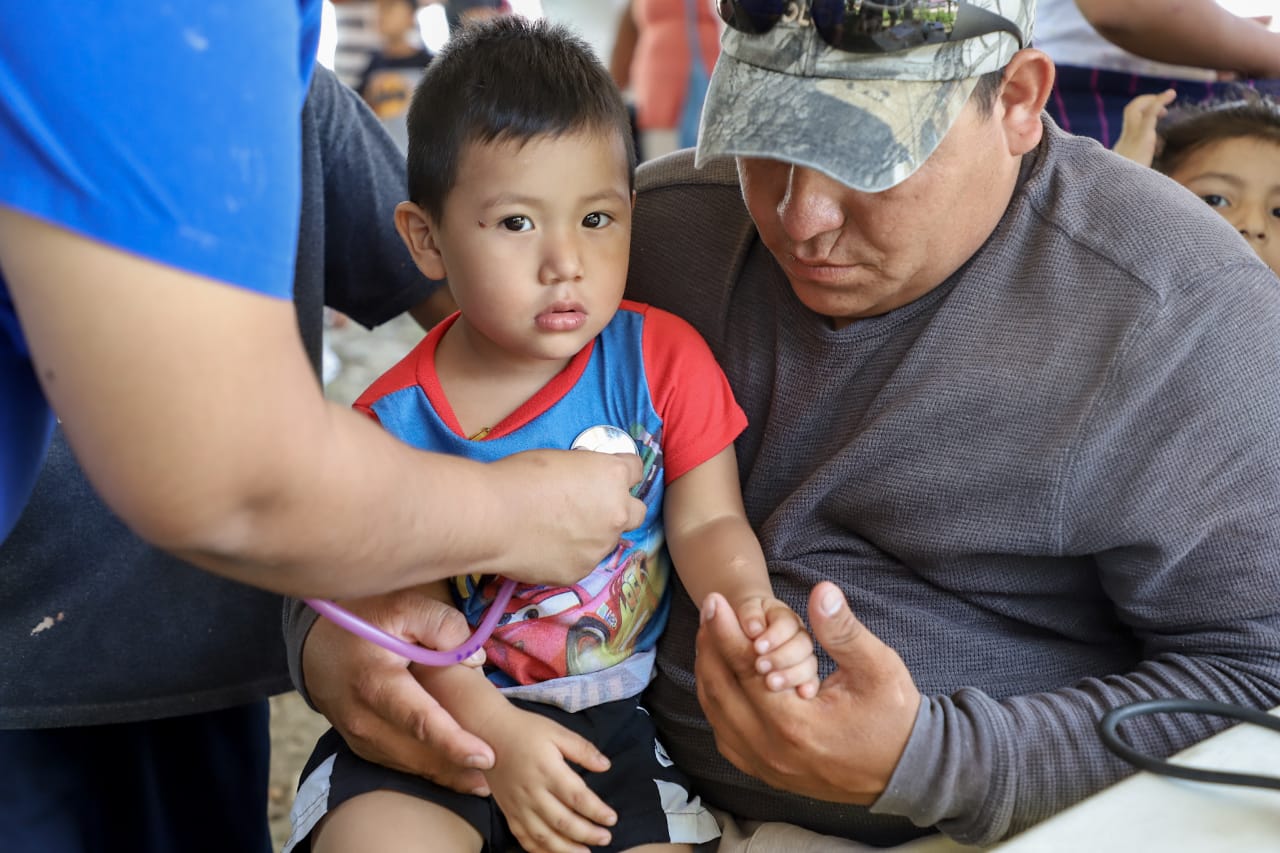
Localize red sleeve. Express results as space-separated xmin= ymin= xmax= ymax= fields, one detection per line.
xmin=635 ymin=301 xmax=748 ymax=482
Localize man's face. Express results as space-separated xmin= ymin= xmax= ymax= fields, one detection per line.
xmin=737 ymin=100 xmax=1020 ymax=326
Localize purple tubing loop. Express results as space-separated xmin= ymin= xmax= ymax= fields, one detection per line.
xmin=304 ymin=577 xmax=517 ymax=666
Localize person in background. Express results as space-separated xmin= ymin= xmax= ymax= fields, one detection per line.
xmin=1 ymin=2 xmax=643 ymax=607
xmin=330 ymin=0 xmax=387 ymax=89
xmin=0 ymin=65 xmax=458 ymax=853
xmin=1114 ymin=88 xmax=1280 ymax=275
xmin=359 ymin=0 xmax=435 ymax=150
xmin=1037 ymin=0 xmax=1280 ymax=146
xmin=424 ymin=0 xmax=512 ymax=35
xmin=288 ymin=0 xmax=1280 ymax=848
xmin=609 ymin=0 xmax=721 ymax=160
xmin=285 ymin=19 xmax=815 ymax=853
xmin=540 ymin=0 xmax=632 ymax=64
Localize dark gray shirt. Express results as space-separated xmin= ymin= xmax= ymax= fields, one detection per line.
xmin=629 ymin=121 xmax=1280 ymax=846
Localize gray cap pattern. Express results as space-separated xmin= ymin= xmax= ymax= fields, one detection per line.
xmin=695 ymin=0 xmax=1036 ymax=192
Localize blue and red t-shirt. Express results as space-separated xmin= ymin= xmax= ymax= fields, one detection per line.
xmin=355 ymin=301 xmax=746 ymax=707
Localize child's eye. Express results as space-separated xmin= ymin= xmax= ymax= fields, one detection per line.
xmin=1271 ymin=207 xmax=1280 ymax=219
xmin=1200 ymin=194 xmax=1229 ymax=208
xmin=582 ymin=212 xmax=613 ymax=229
xmin=500 ymin=216 xmax=533 ymax=232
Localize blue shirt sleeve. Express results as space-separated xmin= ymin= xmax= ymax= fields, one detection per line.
xmin=0 ymin=1 xmax=321 ymax=541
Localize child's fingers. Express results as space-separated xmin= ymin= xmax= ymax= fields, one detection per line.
xmin=1114 ymin=90 xmax=1175 ymax=166
xmin=550 ymin=729 xmax=618 ymax=828
xmin=757 ymin=637 xmax=819 ymax=691
xmin=756 ymin=627 xmax=814 ymax=673
xmin=507 ymin=801 xmax=603 ymax=853
xmin=763 ymin=656 xmax=819 ymax=694
xmin=498 ymin=757 xmax=613 ymax=853
xmin=752 ymin=609 xmax=804 ymax=656
xmin=1121 ymin=89 xmax=1175 ymax=127
xmin=550 ymin=723 xmax=612 ymax=775
xmin=736 ymin=596 xmax=767 ymax=639
xmin=524 ymin=772 xmax=614 ymax=850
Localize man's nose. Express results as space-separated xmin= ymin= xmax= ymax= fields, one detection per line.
xmin=777 ymin=165 xmax=847 ymax=245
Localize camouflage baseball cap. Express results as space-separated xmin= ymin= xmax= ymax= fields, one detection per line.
xmin=696 ymin=0 xmax=1036 ymax=192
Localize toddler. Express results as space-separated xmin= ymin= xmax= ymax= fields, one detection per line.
xmin=286 ymin=16 xmax=816 ymax=853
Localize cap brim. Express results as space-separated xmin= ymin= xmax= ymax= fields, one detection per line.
xmin=695 ymin=48 xmax=980 ymax=193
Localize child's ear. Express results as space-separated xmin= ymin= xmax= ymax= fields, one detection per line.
xmin=394 ymin=201 xmax=448 ymax=280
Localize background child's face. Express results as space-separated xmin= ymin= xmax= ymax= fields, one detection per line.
xmin=1167 ymin=136 xmax=1280 ymax=275
xmin=426 ymin=129 xmax=633 ymax=365
xmin=376 ymin=0 xmax=417 ymax=41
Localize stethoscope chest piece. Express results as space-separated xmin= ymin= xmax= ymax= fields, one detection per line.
xmin=571 ymin=424 xmax=639 ymax=456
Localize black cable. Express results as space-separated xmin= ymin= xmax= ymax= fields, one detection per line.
xmin=1097 ymin=698 xmax=1280 ymax=791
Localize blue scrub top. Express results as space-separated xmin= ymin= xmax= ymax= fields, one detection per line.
xmin=0 ymin=1 xmax=321 ymax=540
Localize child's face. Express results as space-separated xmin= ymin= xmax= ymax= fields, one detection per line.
xmin=377 ymin=0 xmax=417 ymax=40
xmin=1166 ymin=136 xmax=1280 ymax=275
xmin=419 ymin=129 xmax=633 ymax=365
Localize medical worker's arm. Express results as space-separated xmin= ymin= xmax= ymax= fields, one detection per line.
xmin=0 ymin=210 xmax=644 ymax=598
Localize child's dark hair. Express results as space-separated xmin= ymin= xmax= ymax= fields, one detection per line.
xmin=404 ymin=16 xmax=636 ymax=220
xmin=1153 ymin=90 xmax=1280 ymax=175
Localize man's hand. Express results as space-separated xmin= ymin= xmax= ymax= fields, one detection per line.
xmin=1113 ymin=89 xmax=1176 ymax=167
xmin=485 ymin=708 xmax=616 ymax=853
xmin=484 ymin=449 xmax=646 ymax=587
xmin=694 ymin=582 xmax=922 ymax=804
xmin=302 ymin=588 xmax=495 ymax=796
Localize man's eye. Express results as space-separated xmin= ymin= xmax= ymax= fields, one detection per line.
xmin=1200 ymin=194 xmax=1228 ymax=208
xmin=582 ymin=212 xmax=613 ymax=229
xmin=500 ymin=216 xmax=532 ymax=232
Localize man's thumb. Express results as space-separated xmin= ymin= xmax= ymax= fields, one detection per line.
xmin=808 ymin=581 xmax=865 ymax=656
xmin=406 ymin=595 xmax=475 ymax=650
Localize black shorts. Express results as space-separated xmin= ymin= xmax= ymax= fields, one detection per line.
xmin=284 ymin=695 xmax=719 ymax=852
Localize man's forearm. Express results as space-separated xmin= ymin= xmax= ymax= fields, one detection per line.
xmin=874 ymin=653 xmax=1280 ymax=845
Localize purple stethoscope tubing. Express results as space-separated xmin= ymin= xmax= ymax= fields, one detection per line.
xmin=303 ymin=577 xmax=517 ymax=666
xmin=306 ymin=425 xmax=638 ymax=666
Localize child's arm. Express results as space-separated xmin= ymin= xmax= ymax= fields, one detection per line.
xmin=664 ymin=447 xmax=819 ymax=698
xmin=410 ymin=582 xmax=617 ymax=853
xmin=1113 ymin=89 xmax=1176 ymax=167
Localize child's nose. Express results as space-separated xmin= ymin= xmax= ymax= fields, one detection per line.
xmin=539 ymin=233 xmax=584 ymax=284
xmin=1234 ymin=206 xmax=1270 ymax=243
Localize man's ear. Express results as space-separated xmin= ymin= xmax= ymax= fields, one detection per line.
xmin=394 ymin=200 xmax=448 ymax=281
xmin=997 ymin=48 xmax=1055 ymax=156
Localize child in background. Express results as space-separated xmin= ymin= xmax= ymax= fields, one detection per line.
xmin=358 ymin=0 xmax=434 ymax=150
xmin=1114 ymin=88 xmax=1280 ymax=275
xmin=286 ymin=17 xmax=817 ymax=853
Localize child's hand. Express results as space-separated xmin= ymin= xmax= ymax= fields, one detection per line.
xmin=484 ymin=708 xmax=617 ymax=853
xmin=1114 ymin=89 xmax=1176 ymax=167
xmin=736 ymin=596 xmax=819 ymax=698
